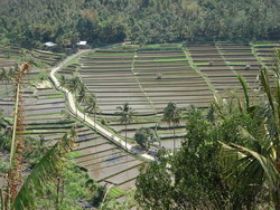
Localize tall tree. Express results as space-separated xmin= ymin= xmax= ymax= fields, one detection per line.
xmin=77 ymin=83 xmax=88 ymax=121
xmin=85 ymin=94 xmax=97 ymax=130
xmin=66 ymin=76 xmax=82 ymax=117
xmin=162 ymin=102 xmax=180 ymax=152
xmin=0 ymin=69 xmax=9 ymax=97
xmin=116 ymin=103 xmax=134 ymax=148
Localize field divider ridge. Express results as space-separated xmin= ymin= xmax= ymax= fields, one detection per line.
xmin=130 ymin=50 xmax=157 ymax=113
xmin=182 ymin=47 xmax=217 ymax=96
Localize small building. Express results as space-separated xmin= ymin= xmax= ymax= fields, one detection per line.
xmin=44 ymin=42 xmax=57 ymax=48
xmin=77 ymin=41 xmax=88 ymax=49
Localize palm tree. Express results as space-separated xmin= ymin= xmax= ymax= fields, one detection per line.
xmin=0 ymin=68 xmax=9 ymax=97
xmin=154 ymin=123 xmax=161 ymax=148
xmin=77 ymin=83 xmax=88 ymax=121
xmin=219 ymin=66 xmax=280 ymax=210
xmin=162 ymin=102 xmax=180 ymax=152
xmin=116 ymin=103 xmax=134 ymax=148
xmin=85 ymin=94 xmax=97 ymax=130
xmin=66 ymin=76 xmax=82 ymax=117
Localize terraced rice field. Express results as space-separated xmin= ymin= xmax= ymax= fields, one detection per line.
xmin=78 ymin=47 xmax=213 ymax=115
xmin=1 ymin=87 xmax=142 ymax=192
xmin=0 ymin=50 xmax=141 ymax=197
xmin=30 ymin=49 xmax=65 ymax=66
xmin=1 ymin=42 xmax=280 ymax=200
xmin=79 ymin=50 xmax=154 ymax=114
xmin=0 ymin=46 xmax=65 ymax=67
xmin=134 ymin=47 xmax=212 ymax=111
xmin=78 ymin=43 xmax=279 ymax=117
xmin=68 ymin=42 xmax=280 ymax=150
xmin=253 ymin=42 xmax=280 ymax=68
xmin=188 ymin=44 xmax=260 ymax=91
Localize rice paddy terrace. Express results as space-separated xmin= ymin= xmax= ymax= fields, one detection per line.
xmin=0 ymin=46 xmax=142 ymax=201
xmin=58 ymin=42 xmax=280 ymax=150
xmin=77 ymin=42 xmax=279 ymax=114
xmin=1 ymin=42 xmax=280 ymax=203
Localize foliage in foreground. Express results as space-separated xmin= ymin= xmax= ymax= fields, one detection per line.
xmin=136 ymin=108 xmax=265 ymax=209
xmin=0 ymin=128 xmax=102 ymax=210
xmin=135 ymin=60 xmax=280 ymax=209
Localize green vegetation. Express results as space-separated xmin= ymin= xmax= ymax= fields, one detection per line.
xmin=162 ymin=102 xmax=180 ymax=152
xmin=2 ymin=5 xmax=280 ymax=206
xmin=116 ymin=103 xmax=135 ymax=147
xmin=135 ymin=52 xmax=280 ymax=209
xmin=1 ymin=0 xmax=280 ymax=48
xmin=134 ymin=127 xmax=158 ymax=150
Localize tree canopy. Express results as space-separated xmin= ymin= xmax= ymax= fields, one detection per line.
xmin=1 ymin=0 xmax=280 ymax=48
xmin=135 ymin=52 xmax=280 ymax=209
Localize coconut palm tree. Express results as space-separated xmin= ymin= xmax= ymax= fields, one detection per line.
xmin=219 ymin=66 xmax=280 ymax=210
xmin=77 ymin=83 xmax=88 ymax=121
xmin=85 ymin=94 xmax=97 ymax=130
xmin=7 ymin=67 xmax=15 ymax=95
xmin=66 ymin=76 xmax=82 ymax=117
xmin=0 ymin=68 xmax=9 ymax=97
xmin=154 ymin=123 xmax=161 ymax=148
xmin=116 ymin=103 xmax=134 ymax=148
xmin=162 ymin=102 xmax=180 ymax=152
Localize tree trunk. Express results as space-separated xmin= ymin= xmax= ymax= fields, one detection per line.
xmin=125 ymin=124 xmax=127 ymax=148
xmin=83 ymin=105 xmax=85 ymax=122
xmin=5 ymin=81 xmax=8 ymax=97
xmin=94 ymin=111 xmax=96 ymax=132
xmin=61 ymin=178 xmax=65 ymax=204
xmin=168 ymin=123 xmax=171 ymax=152
xmin=56 ymin=177 xmax=61 ymax=210
xmin=173 ymin=125 xmax=176 ymax=153
xmin=75 ymin=92 xmax=77 ymax=117
xmin=9 ymin=84 xmax=24 ymax=204
xmin=5 ymin=81 xmax=9 ymax=116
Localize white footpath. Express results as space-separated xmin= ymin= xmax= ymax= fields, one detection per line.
xmin=49 ymin=50 xmax=156 ymax=162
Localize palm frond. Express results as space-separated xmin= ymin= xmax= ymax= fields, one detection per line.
xmin=213 ymin=93 xmax=225 ymax=118
xmin=12 ymin=130 xmax=75 ymax=210
xmin=237 ymin=126 xmax=258 ymax=142
xmin=237 ymin=75 xmax=250 ymax=111
xmin=276 ymin=79 xmax=280 ymax=126
xmin=260 ymin=68 xmax=280 ymax=143
xmin=260 ymin=69 xmax=276 ymax=114
xmin=220 ymin=141 xmax=280 ymax=188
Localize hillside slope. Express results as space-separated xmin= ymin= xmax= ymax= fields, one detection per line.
xmin=1 ymin=0 xmax=280 ymax=48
